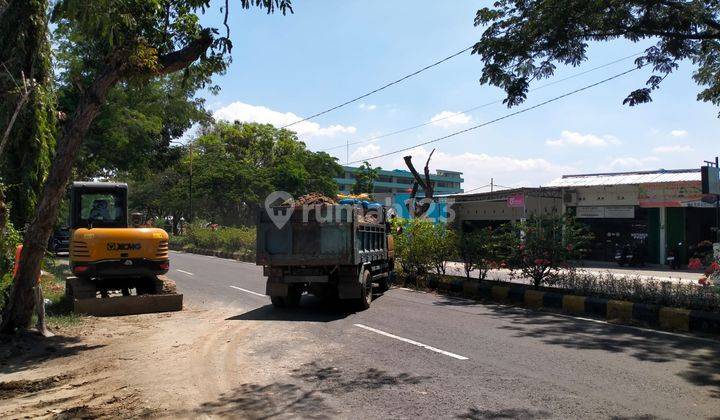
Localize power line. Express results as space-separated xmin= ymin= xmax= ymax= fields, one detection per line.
xmin=281 ymin=45 xmax=474 ymax=129
xmin=348 ymin=66 xmax=642 ymax=165
xmin=324 ymin=51 xmax=643 ymax=153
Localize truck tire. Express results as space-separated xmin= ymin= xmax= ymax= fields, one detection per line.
xmin=271 ymin=285 xmax=302 ymax=308
xmin=357 ymin=269 xmax=372 ymax=310
xmin=377 ymin=277 xmax=389 ymax=293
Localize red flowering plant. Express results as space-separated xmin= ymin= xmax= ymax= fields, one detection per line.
xmin=496 ymin=214 xmax=592 ymax=289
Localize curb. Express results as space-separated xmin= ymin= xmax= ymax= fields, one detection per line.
xmin=425 ymin=276 xmax=720 ymax=335
xmin=168 ymin=244 xmax=255 ymax=263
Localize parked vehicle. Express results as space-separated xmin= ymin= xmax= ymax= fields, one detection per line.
xmin=256 ymin=204 xmax=395 ymax=310
xmin=614 ymin=244 xmax=633 ymax=267
xmin=48 ymin=227 xmax=71 ymax=254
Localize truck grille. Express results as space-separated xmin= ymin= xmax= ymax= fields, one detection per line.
xmin=71 ymin=241 xmax=90 ymax=258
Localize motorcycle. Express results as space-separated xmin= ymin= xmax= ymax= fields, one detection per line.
xmin=614 ymin=244 xmax=633 ymax=267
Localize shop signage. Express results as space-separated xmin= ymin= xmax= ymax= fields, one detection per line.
xmin=604 ymin=205 xmax=635 ymax=218
xmin=638 ymin=181 xmax=703 ymax=207
xmin=576 ymin=205 xmax=635 ymax=219
xmin=702 ymin=166 xmax=720 ymax=195
xmin=506 ymin=194 xmax=525 ymax=208
xmin=576 ymin=206 xmax=605 ymax=218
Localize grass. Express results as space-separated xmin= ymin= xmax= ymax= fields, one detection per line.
xmin=40 ymin=257 xmax=82 ymax=328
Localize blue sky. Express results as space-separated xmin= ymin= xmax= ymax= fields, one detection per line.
xmin=200 ymin=1 xmax=718 ymax=191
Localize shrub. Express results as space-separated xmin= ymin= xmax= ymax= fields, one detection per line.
xmin=497 ymin=214 xmax=592 ymax=289
xmin=457 ymin=227 xmax=499 ymax=280
xmin=392 ymin=218 xmax=438 ymax=281
xmin=430 ymin=223 xmax=457 ymax=275
xmin=181 ymin=222 xmax=256 ymax=253
xmin=554 ymin=270 xmax=720 ymax=313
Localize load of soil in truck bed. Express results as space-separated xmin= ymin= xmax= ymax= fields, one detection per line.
xmin=282 ymin=192 xmax=337 ymax=207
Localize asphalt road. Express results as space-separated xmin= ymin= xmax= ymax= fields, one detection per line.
xmin=168 ymin=250 xmax=720 ymax=419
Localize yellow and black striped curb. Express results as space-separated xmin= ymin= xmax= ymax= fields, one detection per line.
xmin=168 ymin=244 xmax=255 ymax=263
xmin=427 ymin=276 xmax=720 ymax=335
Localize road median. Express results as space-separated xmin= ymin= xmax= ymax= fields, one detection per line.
xmin=420 ymin=275 xmax=720 ymax=335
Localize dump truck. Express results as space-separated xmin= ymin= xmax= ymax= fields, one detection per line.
xmin=65 ymin=182 xmax=182 ymax=316
xmin=256 ymin=204 xmax=395 ymax=309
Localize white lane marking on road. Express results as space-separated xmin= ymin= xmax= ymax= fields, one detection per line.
xmin=354 ymin=324 xmax=468 ymax=360
xmin=177 ymin=269 xmax=194 ymax=276
xmin=229 ymin=285 xmax=267 ymax=298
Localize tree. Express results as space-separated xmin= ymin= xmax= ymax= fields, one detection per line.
xmin=57 ymin=73 xmax=212 ymax=180
xmin=496 ymin=215 xmax=592 ymax=289
xmin=129 ymin=121 xmax=342 ymax=227
xmin=0 ymin=0 xmax=292 ymax=334
xmin=404 ymin=149 xmax=436 ymax=218
xmin=351 ymin=161 xmax=380 ymax=198
xmin=0 ymin=0 xmax=56 ymax=228
xmin=473 ymin=1 xmax=720 ymax=113
xmin=458 ymin=228 xmax=498 ymax=281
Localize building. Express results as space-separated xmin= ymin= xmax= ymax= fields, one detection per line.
xmin=448 ymin=169 xmax=719 ymax=265
xmin=334 ymin=166 xmax=464 ymax=203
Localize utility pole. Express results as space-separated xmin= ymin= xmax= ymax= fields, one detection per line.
xmin=346 ymin=139 xmax=349 ymax=166
xmin=716 ymin=156 xmax=719 ymax=243
xmin=189 ymin=141 xmax=194 ymax=223
xmin=490 ymin=178 xmax=494 ymax=192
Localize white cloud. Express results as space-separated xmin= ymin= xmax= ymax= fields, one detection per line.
xmin=670 ymin=130 xmax=688 ymax=138
xmin=376 ymin=146 xmax=574 ymax=189
xmin=606 ymin=156 xmax=660 ymax=170
xmin=429 ymin=111 xmax=472 ymax=128
xmin=350 ymin=143 xmax=381 ymax=161
xmin=652 ymin=145 xmax=694 ymax=154
xmin=546 ymin=130 xmax=621 ymax=147
xmin=213 ymin=101 xmax=356 ymax=138
xmin=358 ymin=103 xmax=377 ymax=111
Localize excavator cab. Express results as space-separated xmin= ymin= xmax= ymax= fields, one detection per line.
xmin=66 ymin=182 xmax=180 ymax=313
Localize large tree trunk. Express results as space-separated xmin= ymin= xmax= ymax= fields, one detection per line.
xmin=0 ymin=32 xmax=213 ymax=334
xmin=0 ymin=65 xmax=123 ymax=333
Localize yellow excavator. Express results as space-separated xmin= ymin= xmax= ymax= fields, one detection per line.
xmin=65 ymin=182 xmax=182 ymax=315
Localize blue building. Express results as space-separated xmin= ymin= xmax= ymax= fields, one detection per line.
xmin=334 ymin=166 xmax=463 ymax=220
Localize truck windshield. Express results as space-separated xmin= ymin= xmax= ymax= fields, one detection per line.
xmin=78 ymin=192 xmax=126 ymax=227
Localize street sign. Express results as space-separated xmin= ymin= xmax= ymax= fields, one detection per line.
xmin=702 ymin=166 xmax=720 ymax=195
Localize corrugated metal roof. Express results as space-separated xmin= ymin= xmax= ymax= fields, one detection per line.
xmin=544 ymin=169 xmax=700 ymax=187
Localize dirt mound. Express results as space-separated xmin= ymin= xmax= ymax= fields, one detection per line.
xmin=283 ymin=192 xmax=337 ymax=207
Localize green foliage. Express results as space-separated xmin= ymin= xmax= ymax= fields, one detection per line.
xmin=474 ymin=1 xmax=720 ymax=114
xmin=352 ymin=161 xmax=381 ymax=198
xmin=0 ymin=0 xmax=57 ymax=228
xmin=430 ymin=223 xmax=457 ymax=276
xmin=58 ymin=74 xmax=212 ymax=180
xmin=392 ymin=218 xmax=442 ymax=280
xmin=182 ymin=221 xmax=255 ymax=253
xmin=130 ymin=121 xmax=342 ymax=226
xmin=458 ymin=228 xmax=498 ymax=280
xmin=496 ymin=214 xmax=592 ymax=288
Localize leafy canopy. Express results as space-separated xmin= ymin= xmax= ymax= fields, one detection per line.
xmin=473 ymin=0 xmax=720 ymax=113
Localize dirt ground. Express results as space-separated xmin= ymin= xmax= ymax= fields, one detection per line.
xmin=0 ymin=308 xmax=261 ymax=419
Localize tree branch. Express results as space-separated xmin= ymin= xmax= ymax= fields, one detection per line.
xmin=156 ymin=29 xmax=214 ymax=75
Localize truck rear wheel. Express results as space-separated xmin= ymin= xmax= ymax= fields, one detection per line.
xmin=357 ymin=269 xmax=372 ymax=310
xmin=270 ymin=285 xmax=302 ymax=308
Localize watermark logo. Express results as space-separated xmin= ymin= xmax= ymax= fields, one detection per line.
xmin=264 ymin=191 xmax=294 ymax=229
xmin=263 ymin=191 xmax=456 ymax=229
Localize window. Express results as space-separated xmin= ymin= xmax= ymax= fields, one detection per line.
xmin=79 ymin=192 xmax=125 ymax=226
